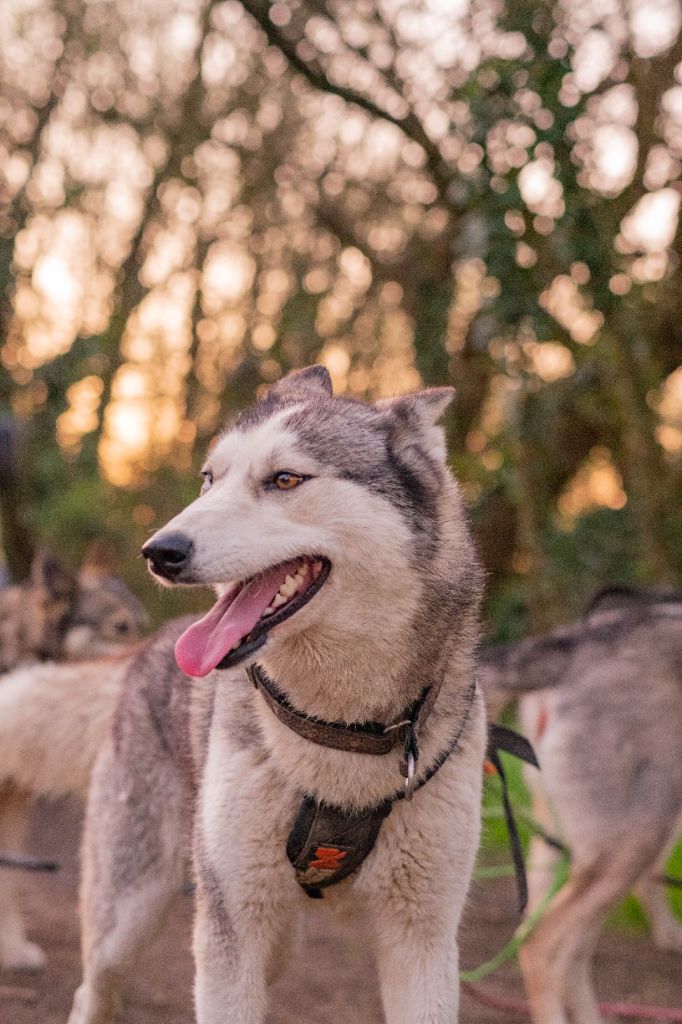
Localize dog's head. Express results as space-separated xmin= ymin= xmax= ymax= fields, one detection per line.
xmin=20 ymin=548 xmax=149 ymax=662
xmin=62 ymin=557 xmax=150 ymax=658
xmin=143 ymin=366 xmax=472 ymax=677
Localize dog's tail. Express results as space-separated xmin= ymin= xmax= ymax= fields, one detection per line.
xmin=479 ymin=627 xmax=578 ymax=702
xmin=481 ymin=586 xmax=682 ymax=713
xmin=583 ymin=584 xmax=682 ymax=618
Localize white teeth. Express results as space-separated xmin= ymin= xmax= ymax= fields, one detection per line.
xmin=279 ymin=574 xmax=299 ymax=598
xmin=259 ymin=561 xmax=316 ymax=622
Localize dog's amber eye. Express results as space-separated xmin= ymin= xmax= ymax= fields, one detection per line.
xmin=272 ymin=471 xmax=305 ymax=491
xmin=200 ymin=470 xmax=213 ymax=495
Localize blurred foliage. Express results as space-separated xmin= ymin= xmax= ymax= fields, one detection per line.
xmin=0 ymin=0 xmax=681 ymax=635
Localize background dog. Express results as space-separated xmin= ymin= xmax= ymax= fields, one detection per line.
xmin=0 ymin=550 xmax=149 ymax=971
xmin=66 ymin=366 xmax=487 ymax=1024
xmin=480 ymin=588 xmax=682 ymax=1024
xmin=0 ymin=546 xmax=149 ymax=671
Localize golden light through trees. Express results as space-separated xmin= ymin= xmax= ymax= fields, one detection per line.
xmin=1 ymin=0 xmax=682 ymax=623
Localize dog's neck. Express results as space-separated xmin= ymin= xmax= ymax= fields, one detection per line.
xmin=242 ymin=598 xmax=479 ymax=813
xmin=256 ymin=512 xmax=481 ymax=727
xmin=261 ymin=649 xmax=401 ymax=726
xmin=258 ymin=609 xmax=457 ymax=726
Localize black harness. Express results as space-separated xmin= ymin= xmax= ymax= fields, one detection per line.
xmin=247 ymin=664 xmax=538 ymax=908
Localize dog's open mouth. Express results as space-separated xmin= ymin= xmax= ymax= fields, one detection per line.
xmin=174 ymin=557 xmax=331 ymax=676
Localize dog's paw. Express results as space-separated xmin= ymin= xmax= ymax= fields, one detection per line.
xmin=1 ymin=939 xmax=48 ymax=971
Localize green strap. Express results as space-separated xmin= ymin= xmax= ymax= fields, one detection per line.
xmin=460 ymin=849 xmax=570 ymax=982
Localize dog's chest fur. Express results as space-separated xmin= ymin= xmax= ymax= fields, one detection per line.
xmin=115 ymin=612 xmax=487 ymax=915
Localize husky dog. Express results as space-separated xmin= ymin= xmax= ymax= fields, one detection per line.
xmin=480 ymin=590 xmax=682 ymax=1024
xmin=0 ymin=552 xmax=148 ymax=971
xmin=67 ymin=366 xmax=486 ymax=1024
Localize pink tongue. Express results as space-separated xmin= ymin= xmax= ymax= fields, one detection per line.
xmin=175 ymin=565 xmax=294 ymax=677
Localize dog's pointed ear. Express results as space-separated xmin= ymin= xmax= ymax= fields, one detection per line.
xmin=270 ymin=365 xmax=333 ymax=399
xmin=79 ymin=538 xmax=116 ymax=586
xmin=31 ymin=549 xmax=77 ymax=600
xmin=377 ymin=388 xmax=455 ymax=461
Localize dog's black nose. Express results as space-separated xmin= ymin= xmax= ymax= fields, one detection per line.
xmin=142 ymin=533 xmax=193 ymax=580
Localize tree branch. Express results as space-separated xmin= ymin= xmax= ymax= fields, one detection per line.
xmin=315 ymin=196 xmax=413 ymax=285
xmin=238 ymin=0 xmax=454 ymax=204
xmin=93 ymin=0 xmax=223 ymax=419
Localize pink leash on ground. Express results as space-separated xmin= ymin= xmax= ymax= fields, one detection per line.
xmin=462 ymin=981 xmax=682 ymax=1021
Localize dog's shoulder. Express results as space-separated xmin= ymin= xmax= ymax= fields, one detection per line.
xmin=110 ymin=615 xmax=257 ymax=785
xmin=112 ymin=616 xmax=196 ymax=757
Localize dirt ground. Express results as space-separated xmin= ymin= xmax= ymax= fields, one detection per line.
xmin=1 ymin=798 xmax=680 ymax=1024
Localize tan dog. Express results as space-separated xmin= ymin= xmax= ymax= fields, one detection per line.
xmin=67 ymin=367 xmax=486 ymax=1024
xmin=0 ymin=550 xmax=148 ymax=970
xmin=480 ymin=589 xmax=682 ymax=1024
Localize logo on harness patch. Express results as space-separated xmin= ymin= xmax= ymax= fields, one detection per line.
xmin=309 ymin=846 xmax=347 ymax=871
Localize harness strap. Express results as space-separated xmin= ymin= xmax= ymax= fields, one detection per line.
xmin=394 ymin=680 xmax=477 ymax=799
xmin=285 ymin=682 xmax=479 ymax=897
xmin=247 ymin=664 xmax=537 ymax=910
xmin=0 ymin=852 xmax=59 ymax=872
xmin=485 ymin=724 xmax=538 ymax=913
xmin=487 ymin=722 xmax=538 ymax=768
xmin=286 ymin=714 xmax=537 ymax=907
xmin=286 ymin=798 xmax=393 ymax=898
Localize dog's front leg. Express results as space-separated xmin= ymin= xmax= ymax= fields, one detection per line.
xmin=363 ymin=749 xmax=484 ymax=1024
xmin=0 ymin=786 xmax=47 ymax=971
xmin=369 ymin=834 xmax=472 ymax=1024
xmin=374 ymin=912 xmax=461 ymax=1024
xmin=193 ymin=843 xmax=293 ymax=1024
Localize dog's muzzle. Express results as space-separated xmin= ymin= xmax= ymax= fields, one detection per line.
xmin=142 ymin=532 xmax=193 ymax=581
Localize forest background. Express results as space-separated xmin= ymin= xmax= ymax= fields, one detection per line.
xmin=1 ymin=0 xmax=681 ymax=640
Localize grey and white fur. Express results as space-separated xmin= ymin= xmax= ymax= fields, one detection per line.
xmin=66 ymin=366 xmax=487 ymax=1024
xmin=480 ymin=589 xmax=682 ymax=1024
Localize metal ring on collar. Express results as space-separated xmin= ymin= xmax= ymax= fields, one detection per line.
xmin=383 ymin=718 xmax=411 ymax=734
xmin=404 ymin=751 xmax=417 ymax=800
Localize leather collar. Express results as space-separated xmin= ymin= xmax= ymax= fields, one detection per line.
xmin=247 ymin=662 xmax=430 ymax=757
xmin=247 ymin=661 xmax=479 ymax=798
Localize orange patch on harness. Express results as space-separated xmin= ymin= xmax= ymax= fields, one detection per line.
xmin=309 ymin=847 xmax=347 ymax=871
xmin=483 ymin=759 xmax=497 ymax=776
